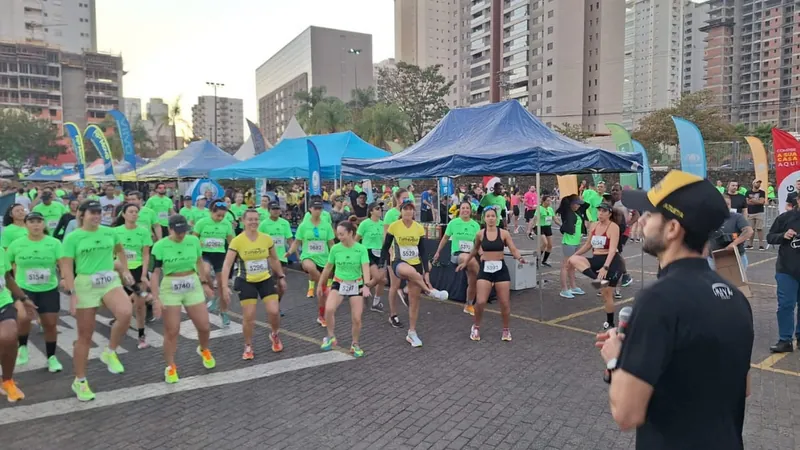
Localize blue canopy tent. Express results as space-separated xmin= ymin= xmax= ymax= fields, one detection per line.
xmin=26 ymin=166 xmax=76 ymax=181
xmin=210 ymin=131 xmax=390 ymax=180
xmin=137 ymin=140 xmax=239 ymax=179
xmin=341 ymin=101 xmax=643 ymax=179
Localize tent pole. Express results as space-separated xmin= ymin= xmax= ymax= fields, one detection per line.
xmin=641 ymin=246 xmax=645 ymax=290
xmin=304 ymin=181 xmax=308 ymax=212
xmin=536 ymin=173 xmax=543 ymax=322
xmin=436 ymin=178 xmax=441 ymax=223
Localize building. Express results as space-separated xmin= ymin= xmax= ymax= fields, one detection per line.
xmin=191 ymin=96 xmax=244 ymax=150
xmin=255 ymin=26 xmax=373 ymax=143
xmin=0 ymin=0 xmax=97 ymax=54
xmin=702 ymin=0 xmax=799 ymax=130
xmin=140 ymin=98 xmax=175 ymax=154
xmin=683 ymin=0 xmax=710 ymax=95
xmin=0 ymin=42 xmax=122 ymax=133
xmin=122 ymin=97 xmax=142 ymax=122
xmin=373 ymin=57 xmax=396 ymax=92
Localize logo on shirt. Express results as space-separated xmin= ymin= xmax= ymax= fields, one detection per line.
xmin=711 ymin=282 xmax=733 ymax=300
xmin=791 ymin=237 xmax=800 ymax=249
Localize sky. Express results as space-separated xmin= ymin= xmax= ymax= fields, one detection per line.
xmin=96 ymin=0 xmax=395 ymax=140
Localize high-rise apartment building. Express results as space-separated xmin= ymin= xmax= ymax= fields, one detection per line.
xmin=702 ymin=0 xmax=799 ymax=129
xmin=0 ymin=0 xmax=97 ymax=54
xmin=255 ymin=26 xmax=373 ymax=144
xmin=683 ymin=0 xmax=710 ymax=95
xmin=122 ymin=97 xmax=142 ymax=122
xmin=192 ymin=96 xmax=244 ymax=150
xmin=0 ymin=42 xmax=122 ymax=133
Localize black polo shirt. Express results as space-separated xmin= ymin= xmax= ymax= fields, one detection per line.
xmin=617 ymin=258 xmax=753 ymax=450
xmin=728 ymin=193 xmax=747 ymax=214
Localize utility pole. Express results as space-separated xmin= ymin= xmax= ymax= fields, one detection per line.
xmin=205 ymin=81 xmax=224 ymax=145
xmin=489 ymin=0 xmax=502 ymax=103
xmin=347 ymin=48 xmax=362 ymax=92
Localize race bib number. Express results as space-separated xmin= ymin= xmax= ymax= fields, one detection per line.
xmin=170 ymin=276 xmax=195 ymax=294
xmin=308 ymin=241 xmax=325 ymax=254
xmin=399 ymin=246 xmax=418 ymax=261
xmin=124 ymin=250 xmax=137 ymax=261
xmin=101 ymin=212 xmax=113 ymax=226
xmin=590 ymin=236 xmax=607 ymax=248
xmin=729 ymin=208 xmax=737 ymax=214
xmin=203 ymin=238 xmax=224 ymax=249
xmin=544 ymin=216 xmax=553 ymax=225
xmin=273 ymin=236 xmax=285 ymax=247
xmin=338 ymin=281 xmax=359 ymax=296
xmin=246 ymin=259 xmax=269 ymax=275
xmin=483 ymin=260 xmax=502 ymax=273
xmin=47 ymin=220 xmax=58 ymax=230
xmin=458 ymin=240 xmax=473 ymax=253
xmin=91 ymin=271 xmax=116 ymax=288
xmin=371 ymin=249 xmax=382 ymax=257
xmin=158 ymin=212 xmax=168 ymax=220
xmin=26 ymin=269 xmax=51 ymax=285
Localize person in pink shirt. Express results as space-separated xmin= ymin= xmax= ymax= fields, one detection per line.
xmin=523 ymin=186 xmax=538 ymax=236
xmin=510 ymin=188 xmax=521 ymax=233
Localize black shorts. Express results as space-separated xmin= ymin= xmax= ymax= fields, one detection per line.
xmin=512 ymin=205 xmax=520 ymax=217
xmin=202 ymin=252 xmax=226 ymax=273
xmin=477 ymin=260 xmax=511 ymax=283
xmin=160 ymin=225 xmax=169 ymax=239
xmin=368 ymin=250 xmax=381 ymax=266
xmin=0 ymin=302 xmax=17 ymax=322
xmin=331 ymin=281 xmax=365 ymax=298
xmin=23 ymin=288 xmax=60 ymax=314
xmin=301 ymin=260 xmax=325 ymax=274
xmin=392 ymin=261 xmax=424 ymax=278
xmin=124 ymin=266 xmax=145 ymax=295
xmin=234 ymin=277 xmax=278 ymax=302
xmin=524 ymin=209 xmax=535 ymax=222
xmin=618 ymin=235 xmax=629 ymax=254
xmin=539 ymin=225 xmax=553 ymax=237
xmin=589 ymin=254 xmax=623 ymax=287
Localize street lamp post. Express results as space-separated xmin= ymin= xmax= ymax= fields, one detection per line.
xmin=205 ymin=81 xmax=224 ymax=145
xmin=347 ymin=48 xmax=362 ymax=92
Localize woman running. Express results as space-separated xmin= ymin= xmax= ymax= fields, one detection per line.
xmin=510 ymin=189 xmax=521 ymax=233
xmin=60 ymin=200 xmax=134 ymax=401
xmin=383 ymin=188 xmax=409 ymax=324
xmin=112 ymin=203 xmax=153 ymax=349
xmin=151 ymin=215 xmax=216 ymax=383
xmin=556 ymin=195 xmax=587 ymax=299
xmin=0 ymin=245 xmax=36 ymax=402
xmin=433 ymin=200 xmax=480 ymax=315
xmin=330 ymin=197 xmax=350 ymax=227
xmin=7 ymin=212 xmax=64 ymax=373
xmin=193 ymin=200 xmax=235 ymax=326
xmin=1 ymin=204 xmax=28 ymax=249
xmin=356 ymin=202 xmax=386 ymax=313
xmin=566 ymin=202 xmax=623 ymax=330
xmin=317 ymin=220 xmax=370 ymax=357
xmin=533 ymin=195 xmax=559 ymax=267
xmin=286 ymin=200 xmax=335 ymax=326
xmin=457 ymin=206 xmax=526 ymax=342
xmin=380 ymin=199 xmax=448 ymax=347
xmin=221 ymin=209 xmax=286 ymax=360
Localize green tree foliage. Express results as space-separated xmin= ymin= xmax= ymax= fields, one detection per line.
xmin=377 ymin=62 xmax=453 ymax=141
xmin=309 ymin=98 xmax=352 ymax=134
xmin=0 ymin=108 xmax=66 ymax=172
xmin=295 ymin=86 xmax=329 ymax=130
xmin=735 ymin=122 xmax=773 ymax=144
xmin=99 ymin=115 xmax=155 ymax=160
xmin=553 ymin=122 xmax=592 ymax=143
xmin=347 ymin=87 xmax=377 ymax=123
xmin=354 ymin=103 xmax=409 ymax=150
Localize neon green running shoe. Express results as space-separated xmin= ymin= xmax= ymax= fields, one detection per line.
xmin=320 ymin=336 xmax=337 ymax=351
xmin=350 ymin=344 xmax=365 ymax=358
xmin=71 ymin=379 xmax=95 ymax=402
xmin=100 ymin=348 xmax=125 ymax=374
xmin=15 ymin=345 xmax=28 ymax=366
xmin=47 ymin=355 xmax=63 ymax=373
xmin=164 ymin=365 xmax=179 ymax=384
xmin=196 ymin=346 xmax=216 ymax=369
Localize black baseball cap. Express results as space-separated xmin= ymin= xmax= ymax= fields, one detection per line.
xmin=597 ymin=202 xmax=613 ymax=211
xmin=310 ymin=200 xmax=324 ymax=209
xmin=169 ymin=215 xmax=190 ymax=233
xmin=183 ymin=195 xmax=192 ymax=201
xmin=623 ymin=170 xmax=728 ymax=239
xmin=368 ymin=201 xmax=384 ymax=211
xmin=268 ymin=201 xmax=281 ymax=210
xmin=400 ymin=199 xmax=416 ymax=209
xmin=24 ymin=212 xmax=44 ymax=222
xmin=79 ymin=200 xmax=102 ymax=212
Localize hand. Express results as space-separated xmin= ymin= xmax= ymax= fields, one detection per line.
xmin=455 ymin=263 xmax=466 ymax=272
xmin=316 ymin=284 xmax=324 ymax=299
xmin=518 ymin=257 xmax=527 ymax=265
xmin=725 ymin=243 xmax=737 ymax=251
xmin=597 ymin=268 xmax=608 ymax=281
xmin=140 ymin=272 xmax=150 ymax=284
xmin=202 ymin=284 xmax=214 ymax=299
xmin=596 ymin=328 xmax=625 ymax=364
xmin=283 ymin=252 xmax=290 ymax=260
xmin=122 ymin=270 xmax=134 ymax=286
xmin=277 ymin=278 xmax=287 ymax=295
xmin=69 ymin=294 xmax=78 ymax=316
xmin=432 ymin=251 xmax=440 ymax=263
xmin=14 ymin=301 xmax=27 ymax=323
xmin=22 ymin=298 xmax=37 ymax=315
xmin=785 ymin=229 xmax=797 ymax=240
xmin=361 ymin=286 xmax=371 ymax=298
xmin=152 ymin=299 xmax=163 ymax=319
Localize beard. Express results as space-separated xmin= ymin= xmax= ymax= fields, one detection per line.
xmin=642 ymin=222 xmax=668 ymax=257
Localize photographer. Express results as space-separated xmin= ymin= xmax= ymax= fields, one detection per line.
xmin=705 ymin=194 xmax=753 ymax=271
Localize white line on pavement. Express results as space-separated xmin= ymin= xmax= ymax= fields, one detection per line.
xmin=0 ymin=352 xmax=353 ymax=426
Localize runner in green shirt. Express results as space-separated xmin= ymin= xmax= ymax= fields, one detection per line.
xmin=582 ymin=182 xmax=603 ymax=223
xmin=557 ymin=196 xmax=586 ymax=299
xmin=229 ymin=192 xmax=248 ymax=222
xmin=179 ymin=196 xmax=197 ymax=225
xmin=2 ymin=204 xmax=28 ymax=249
xmin=125 ymin=191 xmax=161 ymax=240
xmin=317 ymin=220 xmax=370 ymax=357
xmin=255 ymin=196 xmax=272 ymax=222
xmin=194 ymin=197 xmax=211 ymax=223
xmin=60 ymin=200 xmax=133 ymax=402
xmin=7 ymin=211 xmax=65 ymax=373
xmin=0 ymin=243 xmax=35 ymax=402
xmin=258 ymin=201 xmax=293 ymax=263
xmin=383 ymin=188 xmax=409 ymax=230
xmin=533 ymin=195 xmax=559 ymax=267
xmin=32 ymin=190 xmax=67 ymax=233
xmin=193 ymin=201 xmax=235 ymax=325
xmin=433 ymin=200 xmax=480 ymax=315
xmin=479 ymin=182 xmax=508 ymax=225
xmin=144 ymin=183 xmax=175 ymax=234
xmin=356 ymin=202 xmax=386 ymax=312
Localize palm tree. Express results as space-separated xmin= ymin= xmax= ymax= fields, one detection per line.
xmin=147 ymin=96 xmax=189 ymax=152
xmin=354 ymin=103 xmax=409 ymax=150
xmin=295 ymin=86 xmax=328 ymax=129
xmin=347 ymin=87 xmax=377 ymax=123
xmin=310 ymin=98 xmax=351 ymax=134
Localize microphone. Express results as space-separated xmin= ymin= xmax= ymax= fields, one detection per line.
xmin=603 ymin=306 xmax=633 ymax=383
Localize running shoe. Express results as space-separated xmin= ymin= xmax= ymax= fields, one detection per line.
xmin=1 ymin=379 xmax=24 ymax=402
xmin=101 ymin=348 xmax=125 ymax=374
xmin=398 ymin=290 xmax=408 ymax=308
xmin=47 ymin=356 xmax=63 ymax=373
xmin=501 ymin=328 xmax=512 ymax=342
xmin=280 ymin=309 xmax=285 ymax=317
xmin=430 ymin=289 xmax=449 ymax=301
xmin=316 ymin=316 xmax=327 ymax=327
xmin=146 ymin=304 xmax=155 ymax=323
xmin=470 ymin=325 xmax=481 ymax=341
xmin=164 ymin=365 xmax=179 ymax=384
xmin=306 ymin=288 xmax=314 ymax=298
xmin=242 ymin=345 xmax=254 ymax=360
xmin=137 ymin=336 xmax=149 ymax=350
xmin=15 ymin=345 xmax=28 ymax=366
xmin=196 ymin=346 xmax=216 ymax=369
xmin=759 ymin=246 xmax=765 ymax=251
xmin=621 ymin=274 xmax=634 ymax=287
xmin=350 ymin=344 xmax=365 ymax=358
xmin=206 ymin=298 xmax=219 ymax=314
xmin=745 ymin=244 xmax=754 ymax=250
xmin=271 ymin=332 xmax=283 ymax=352
xmin=463 ymin=304 xmax=475 ymax=316
xmin=559 ymin=290 xmax=575 ymax=299
xmin=370 ymin=300 xmax=384 ymax=313
xmin=406 ymin=331 xmax=423 ymax=347
xmin=320 ymin=336 xmax=337 ymax=351
xmin=71 ymin=379 xmax=95 ymax=402
xmin=220 ymin=312 xmax=231 ymax=328
xmin=614 ymin=290 xmax=622 ymax=299
xmin=571 ymin=287 xmax=586 ymax=296
xmin=389 ymin=315 xmax=403 ymax=328
xmin=541 ymin=261 xmax=552 ymax=268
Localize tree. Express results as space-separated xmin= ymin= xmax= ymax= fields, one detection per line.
xmin=632 ymin=90 xmax=738 ymax=162
xmin=347 ymin=87 xmax=377 ymax=123
xmin=354 ymin=103 xmax=409 ymax=150
xmin=295 ymin=86 xmax=329 ymax=130
xmin=377 ymin=62 xmax=453 ymax=141
xmin=0 ymin=108 xmax=66 ymax=173
xmin=309 ymin=98 xmax=352 ymax=134
xmin=553 ymin=122 xmax=592 ymax=143
xmin=735 ymin=122 xmax=773 ymax=144
xmin=99 ymin=115 xmax=155 ymax=160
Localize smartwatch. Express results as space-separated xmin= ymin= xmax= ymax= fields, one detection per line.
xmin=602 ymin=265 xmax=610 ymax=271
xmin=606 ymin=358 xmax=618 ymax=371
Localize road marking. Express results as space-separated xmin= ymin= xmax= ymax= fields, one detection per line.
xmin=179 ymin=309 xmax=243 ymax=340
xmin=225 ymin=310 xmax=330 ymax=348
xmin=749 ymin=282 xmax=777 ymax=288
xmin=753 ymin=353 xmax=789 ymax=370
xmin=546 ymin=297 xmax=635 ymax=324
xmin=0 ymin=352 xmax=353 ymax=426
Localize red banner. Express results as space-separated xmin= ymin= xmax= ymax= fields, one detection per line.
xmin=772 ymin=128 xmax=800 ymax=207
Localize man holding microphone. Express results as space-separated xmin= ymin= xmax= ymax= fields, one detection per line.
xmin=597 ymin=170 xmax=754 ymax=449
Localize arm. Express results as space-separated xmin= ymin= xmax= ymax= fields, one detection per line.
xmin=766 ymin=214 xmax=790 ymax=245
xmin=285 ymin=238 xmax=301 ymax=258
xmin=459 ymin=233 xmax=482 ymax=268
xmin=730 ymin=225 xmax=754 ymax=249
xmin=115 ymin=243 xmax=130 ymax=273
xmin=502 ymin=230 xmax=524 ymax=261
xmin=53 ymin=214 xmax=69 ymax=240
xmin=575 ymin=223 xmax=596 ymax=255
xmin=153 ymin=224 xmax=163 ymax=241
xmin=603 ymin=225 xmax=620 ymax=269
xmin=379 ymin=233 xmax=395 ymax=266
xmin=608 ymin=369 xmax=655 ymax=431
xmin=433 ymin=232 xmax=451 ymax=260
xmin=268 ymin=246 xmax=285 ymax=279
xmin=141 ymin=246 xmax=151 ymax=283
xmin=220 ymin=249 xmax=237 ymax=287
xmin=417 ymin=238 xmax=430 ymax=273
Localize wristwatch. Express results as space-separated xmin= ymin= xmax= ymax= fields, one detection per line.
xmin=602 ymin=265 xmax=610 ymax=271
xmin=606 ymin=358 xmax=618 ymax=371
xmin=278 ymin=274 xmax=286 ymax=279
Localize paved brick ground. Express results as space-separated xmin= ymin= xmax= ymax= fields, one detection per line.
xmin=1 ymin=236 xmax=798 ymax=449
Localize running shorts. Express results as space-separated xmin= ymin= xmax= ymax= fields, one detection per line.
xmin=512 ymin=205 xmax=520 ymax=218
xmin=539 ymin=225 xmax=553 ymax=237
xmin=0 ymin=302 xmax=17 ymax=322
xmin=589 ymin=254 xmax=623 ymax=287
xmin=202 ymin=252 xmax=225 ymax=273
xmin=331 ymin=280 xmax=365 ymax=298
xmin=234 ymin=277 xmax=278 ymax=304
xmin=392 ymin=261 xmax=424 ymax=278
xmin=524 ymin=209 xmax=535 ymax=222
xmin=123 ymin=266 xmax=145 ymax=296
xmin=23 ymin=288 xmax=60 ymax=314
xmin=367 ymin=249 xmax=381 ymax=266
xmin=74 ymin=272 xmax=122 ymax=309
xmin=477 ymin=259 xmax=511 ymax=283
xmin=159 ymin=274 xmax=205 ymax=307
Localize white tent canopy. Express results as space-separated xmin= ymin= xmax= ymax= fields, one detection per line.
xmin=233 ymin=116 xmax=307 ymax=160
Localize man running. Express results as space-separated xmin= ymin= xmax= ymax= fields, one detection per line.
xmin=145 ymin=183 xmax=175 ymax=238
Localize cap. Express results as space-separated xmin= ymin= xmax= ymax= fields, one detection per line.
xmin=622 ymin=170 xmax=729 ymax=239
xmin=368 ymin=201 xmax=384 ymax=211
xmin=357 ymin=191 xmax=367 ymax=197
xmin=597 ymin=202 xmax=613 ymax=211
xmin=79 ymin=200 xmax=102 ymax=212
xmin=570 ymin=197 xmax=585 ymax=205
xmin=310 ymin=200 xmax=324 ymax=209
xmin=268 ymin=201 xmax=281 ymax=210
xmin=24 ymin=212 xmax=44 ymax=221
xmin=169 ymin=215 xmax=190 ymax=233
xmin=400 ymin=199 xmax=416 ymax=209
xmin=183 ymin=195 xmax=192 ymax=200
